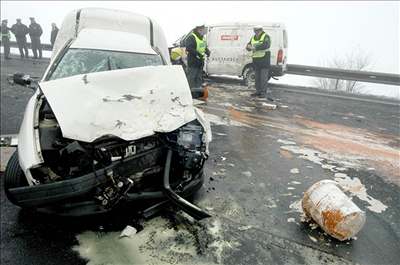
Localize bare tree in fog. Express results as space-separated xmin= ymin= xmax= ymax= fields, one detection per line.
xmin=315 ymin=49 xmax=371 ymax=93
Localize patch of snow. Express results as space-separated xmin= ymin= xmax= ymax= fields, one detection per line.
xmin=241 ymin=171 xmax=252 ymax=177
xmin=334 ymin=173 xmax=388 ymax=213
xmin=308 ymin=235 xmax=318 ymax=243
xmin=277 ymin=139 xmax=296 ymax=145
xmin=290 ymin=168 xmax=300 ymax=174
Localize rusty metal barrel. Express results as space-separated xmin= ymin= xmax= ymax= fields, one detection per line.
xmin=302 ymin=180 xmax=366 ymax=241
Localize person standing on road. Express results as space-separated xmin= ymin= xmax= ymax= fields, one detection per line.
xmin=185 ymin=24 xmax=210 ymax=89
xmin=1 ymin=19 xmax=11 ymax=59
xmin=29 ymin=17 xmax=43 ymax=59
xmin=11 ymin=18 xmax=29 ymax=58
xmin=50 ymin=23 xmax=59 ymax=48
xmin=246 ymin=25 xmax=271 ymax=98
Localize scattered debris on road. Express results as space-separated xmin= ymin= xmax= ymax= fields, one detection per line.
xmin=119 ymin=225 xmax=137 ymax=238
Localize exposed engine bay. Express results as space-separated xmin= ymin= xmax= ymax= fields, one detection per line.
xmin=26 ymin=96 xmax=209 ymax=218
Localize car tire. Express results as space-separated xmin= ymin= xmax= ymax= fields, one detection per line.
xmin=4 ymin=151 xmax=28 ymax=206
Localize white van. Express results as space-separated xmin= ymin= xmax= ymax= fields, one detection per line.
xmin=172 ymin=22 xmax=288 ymax=85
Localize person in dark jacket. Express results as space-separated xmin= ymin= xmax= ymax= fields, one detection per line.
xmin=185 ymin=24 xmax=210 ymax=89
xmin=50 ymin=23 xmax=59 ymax=48
xmin=29 ymin=17 xmax=43 ymax=59
xmin=1 ymin=19 xmax=11 ymax=59
xmin=11 ymin=18 xmax=29 ymax=58
xmin=246 ymin=25 xmax=271 ymax=98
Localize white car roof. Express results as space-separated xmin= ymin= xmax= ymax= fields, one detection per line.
xmin=70 ymin=28 xmax=157 ymax=54
xmin=51 ymin=8 xmax=169 ymax=63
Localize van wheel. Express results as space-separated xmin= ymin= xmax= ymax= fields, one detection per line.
xmin=4 ymin=151 xmax=28 ymax=206
xmin=243 ymin=67 xmax=255 ymax=88
xmin=243 ymin=67 xmax=272 ymax=87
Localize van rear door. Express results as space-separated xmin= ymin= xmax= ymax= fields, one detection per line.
xmin=206 ymin=26 xmax=252 ymax=76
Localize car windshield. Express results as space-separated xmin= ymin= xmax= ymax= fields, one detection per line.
xmin=49 ymin=48 xmax=164 ymax=80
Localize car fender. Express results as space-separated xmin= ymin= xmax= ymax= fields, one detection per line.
xmin=17 ymin=90 xmax=44 ymax=185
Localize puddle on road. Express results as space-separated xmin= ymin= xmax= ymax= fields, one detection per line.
xmin=73 ymin=194 xmax=250 ymax=265
xmin=73 ymin=215 xmax=221 ymax=265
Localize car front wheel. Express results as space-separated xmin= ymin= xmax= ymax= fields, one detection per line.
xmin=4 ymin=151 xmax=28 ymax=206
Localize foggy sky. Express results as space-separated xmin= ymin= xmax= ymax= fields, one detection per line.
xmin=1 ymin=1 xmax=399 ymax=98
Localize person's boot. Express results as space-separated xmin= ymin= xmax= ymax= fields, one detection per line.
xmin=250 ymin=92 xmax=260 ymax=97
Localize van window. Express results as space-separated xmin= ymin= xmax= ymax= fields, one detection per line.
xmin=283 ymin=30 xmax=288 ymax=48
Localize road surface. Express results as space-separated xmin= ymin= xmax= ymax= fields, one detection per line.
xmin=1 ymin=55 xmax=399 ymax=265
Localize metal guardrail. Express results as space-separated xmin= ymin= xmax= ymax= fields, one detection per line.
xmin=5 ymin=41 xmax=400 ymax=86
xmin=9 ymin=41 xmax=53 ymax=51
xmin=286 ymin=64 xmax=400 ymax=86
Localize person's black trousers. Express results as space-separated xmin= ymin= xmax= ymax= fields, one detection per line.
xmin=254 ymin=66 xmax=269 ymax=95
xmin=1 ymin=37 xmax=10 ymax=58
xmin=16 ymin=37 xmax=29 ymax=58
xmin=31 ymin=37 xmax=42 ymax=58
xmin=187 ymin=66 xmax=203 ymax=88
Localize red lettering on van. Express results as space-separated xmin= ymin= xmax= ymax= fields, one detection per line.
xmin=221 ymin=35 xmax=239 ymax=41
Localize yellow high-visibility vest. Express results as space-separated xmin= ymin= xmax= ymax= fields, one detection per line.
xmin=191 ymin=32 xmax=206 ymax=57
xmin=251 ymin=32 xmax=269 ymax=58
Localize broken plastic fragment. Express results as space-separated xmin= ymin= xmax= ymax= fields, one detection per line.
xmin=119 ymin=225 xmax=137 ymax=238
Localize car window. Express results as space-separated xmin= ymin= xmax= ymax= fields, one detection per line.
xmin=49 ymin=48 xmax=164 ymax=80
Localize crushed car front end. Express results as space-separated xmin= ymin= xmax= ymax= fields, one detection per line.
xmin=5 ymin=66 xmax=212 ymax=218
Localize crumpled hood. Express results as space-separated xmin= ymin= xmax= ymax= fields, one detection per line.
xmin=40 ymin=65 xmax=197 ymax=142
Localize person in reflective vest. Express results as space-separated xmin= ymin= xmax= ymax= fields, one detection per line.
xmin=246 ymin=25 xmax=271 ymax=98
xmin=185 ymin=24 xmax=210 ymax=89
xmin=1 ymin=19 xmax=11 ymax=59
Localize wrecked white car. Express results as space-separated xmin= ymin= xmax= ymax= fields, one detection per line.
xmin=4 ymin=8 xmax=212 ymax=219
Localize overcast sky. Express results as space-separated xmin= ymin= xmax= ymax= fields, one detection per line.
xmin=1 ymin=1 xmax=399 ymax=97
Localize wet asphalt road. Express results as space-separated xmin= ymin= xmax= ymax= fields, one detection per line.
xmin=1 ymin=56 xmax=400 ymax=265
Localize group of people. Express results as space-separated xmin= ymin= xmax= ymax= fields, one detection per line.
xmin=184 ymin=24 xmax=271 ymax=98
xmin=1 ymin=18 xmax=59 ymax=60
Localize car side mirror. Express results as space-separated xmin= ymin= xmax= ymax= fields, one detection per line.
xmin=11 ymin=72 xmax=38 ymax=90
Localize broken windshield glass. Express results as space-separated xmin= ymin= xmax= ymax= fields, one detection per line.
xmin=49 ymin=48 xmax=164 ymax=80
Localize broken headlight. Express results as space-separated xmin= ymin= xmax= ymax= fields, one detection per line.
xmin=164 ymin=120 xmax=207 ymax=170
